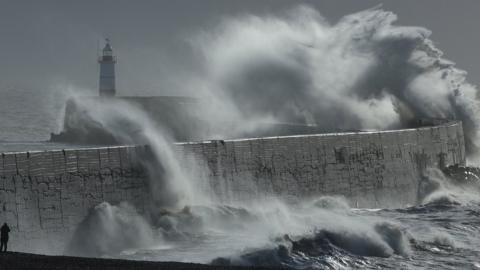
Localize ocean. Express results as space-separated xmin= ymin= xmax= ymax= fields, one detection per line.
xmin=0 ymin=88 xmax=100 ymax=152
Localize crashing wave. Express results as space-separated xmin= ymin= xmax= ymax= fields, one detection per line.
xmin=211 ymin=221 xmax=411 ymax=268
xmin=192 ymin=5 xmax=480 ymax=155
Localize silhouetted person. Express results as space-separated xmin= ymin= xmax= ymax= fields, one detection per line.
xmin=0 ymin=223 xmax=10 ymax=252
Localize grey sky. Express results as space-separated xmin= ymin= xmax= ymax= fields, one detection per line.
xmin=0 ymin=0 xmax=479 ymax=95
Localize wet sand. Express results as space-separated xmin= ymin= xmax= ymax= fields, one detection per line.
xmin=0 ymin=252 xmax=279 ymax=270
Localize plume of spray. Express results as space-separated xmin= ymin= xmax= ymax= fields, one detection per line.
xmin=66 ymin=202 xmax=156 ymax=257
xmin=189 ymin=5 xmax=480 ymax=156
xmin=418 ymin=167 xmax=480 ymax=205
xmin=48 ymin=82 xmax=96 ymax=135
xmin=63 ymin=95 xmax=217 ymax=256
xmin=67 ymin=96 xmax=210 ymax=209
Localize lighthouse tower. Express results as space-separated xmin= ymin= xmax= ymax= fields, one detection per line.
xmin=98 ymin=39 xmax=116 ymax=97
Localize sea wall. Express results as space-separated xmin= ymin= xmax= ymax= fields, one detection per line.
xmin=176 ymin=120 xmax=466 ymax=207
xmin=0 ymin=120 xmax=466 ymax=253
xmin=0 ymin=146 xmax=149 ymax=253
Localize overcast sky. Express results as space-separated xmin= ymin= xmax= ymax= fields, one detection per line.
xmin=1 ymin=0 xmax=479 ymax=96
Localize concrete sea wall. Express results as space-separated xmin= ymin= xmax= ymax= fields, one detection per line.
xmin=0 ymin=146 xmax=149 ymax=253
xmin=0 ymin=121 xmax=466 ymax=253
xmin=177 ymin=121 xmax=466 ymax=207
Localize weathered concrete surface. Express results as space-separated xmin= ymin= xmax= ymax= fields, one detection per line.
xmin=177 ymin=121 xmax=466 ymax=208
xmin=0 ymin=146 xmax=149 ymax=253
xmin=0 ymin=121 xmax=466 ymax=254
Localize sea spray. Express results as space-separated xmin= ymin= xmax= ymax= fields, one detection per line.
xmin=66 ymin=202 xmax=155 ymax=257
xmin=209 ymin=197 xmax=412 ymax=267
xmin=62 ymin=96 xmax=216 ymax=256
xmin=67 ymin=96 xmax=210 ymax=209
xmin=190 ymin=5 xmax=480 ymax=156
xmin=419 ymin=167 xmax=480 ymax=206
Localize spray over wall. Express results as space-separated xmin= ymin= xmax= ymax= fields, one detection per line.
xmin=67 ymin=97 xmax=209 ymax=210
xmin=190 ymin=6 xmax=480 ymax=155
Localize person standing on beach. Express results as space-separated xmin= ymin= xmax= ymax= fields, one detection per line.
xmin=0 ymin=223 xmax=10 ymax=252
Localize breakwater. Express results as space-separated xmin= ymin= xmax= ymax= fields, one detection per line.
xmin=179 ymin=121 xmax=465 ymax=207
xmin=0 ymin=146 xmax=149 ymax=253
xmin=0 ymin=121 xmax=466 ymax=253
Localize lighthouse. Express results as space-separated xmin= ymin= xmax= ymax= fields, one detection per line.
xmin=98 ymin=39 xmax=116 ymax=97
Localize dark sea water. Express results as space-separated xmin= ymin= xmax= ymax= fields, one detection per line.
xmin=217 ymin=202 xmax=480 ymax=270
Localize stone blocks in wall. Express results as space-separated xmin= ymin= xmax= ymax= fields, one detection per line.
xmin=0 ymin=146 xmax=149 ymax=254
xmin=176 ymin=121 xmax=466 ymax=208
